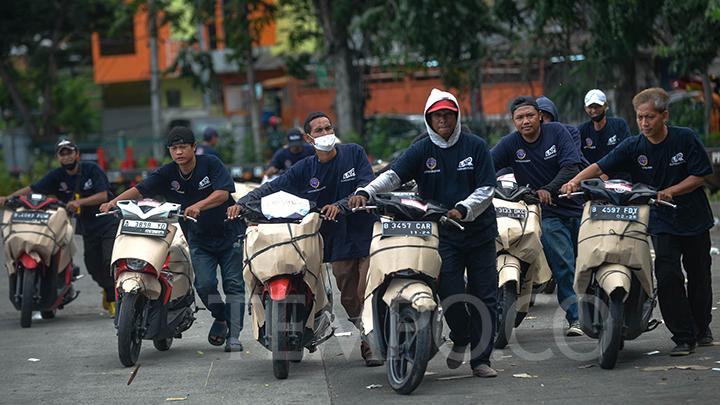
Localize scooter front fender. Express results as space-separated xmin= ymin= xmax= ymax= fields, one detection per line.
xmin=497 ymin=254 xmax=521 ymax=293
xmin=116 ymin=271 xmax=161 ymax=300
xmin=382 ymin=278 xmax=437 ymax=312
xmin=596 ymin=264 xmax=631 ymax=302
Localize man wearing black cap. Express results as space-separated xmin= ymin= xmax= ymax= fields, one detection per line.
xmin=100 ymin=126 xmax=246 ymax=352
xmin=349 ymin=88 xmax=500 ymax=378
xmin=265 ymin=127 xmax=315 ymax=176
xmin=491 ymin=96 xmax=585 ymax=337
xmin=196 ymin=127 xmax=221 ymax=159
xmin=0 ymin=139 xmax=119 ymax=316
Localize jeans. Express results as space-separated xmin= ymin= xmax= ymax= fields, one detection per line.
xmin=438 ymin=238 xmax=498 ymax=368
xmin=653 ymin=231 xmax=713 ymax=344
xmin=540 ymin=216 xmax=579 ymax=323
xmin=188 ymin=232 xmax=245 ymax=339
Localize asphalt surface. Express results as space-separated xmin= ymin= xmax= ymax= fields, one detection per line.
xmin=2 ymin=215 xmax=720 ymax=404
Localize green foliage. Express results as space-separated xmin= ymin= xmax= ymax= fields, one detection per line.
xmin=0 ymin=153 xmax=55 ymax=195
xmin=661 ymin=0 xmax=720 ymax=75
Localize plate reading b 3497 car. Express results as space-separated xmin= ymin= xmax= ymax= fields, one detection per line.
xmin=589 ymin=204 xmax=639 ymax=221
xmin=382 ymin=221 xmax=433 ymax=236
xmin=120 ymin=219 xmax=168 ymax=236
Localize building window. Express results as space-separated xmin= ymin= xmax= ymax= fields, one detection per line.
xmin=99 ymin=20 xmax=135 ymax=56
xmin=166 ymin=89 xmax=181 ymax=107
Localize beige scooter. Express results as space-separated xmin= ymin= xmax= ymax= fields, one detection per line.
xmin=98 ymin=199 xmax=196 ymax=367
xmin=493 ymin=180 xmax=552 ymax=349
xmin=564 ymin=179 xmax=664 ymax=369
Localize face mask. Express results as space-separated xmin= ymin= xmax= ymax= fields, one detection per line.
xmin=591 ymin=111 xmax=606 ymax=123
xmin=62 ymin=161 xmax=78 ymax=171
xmin=312 ymin=134 xmax=337 ymax=152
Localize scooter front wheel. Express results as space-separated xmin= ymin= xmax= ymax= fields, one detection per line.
xmin=20 ymin=269 xmax=37 ymax=328
xmin=387 ymin=305 xmax=432 ymax=395
xmin=117 ymin=293 xmax=145 ymax=367
xmin=495 ymin=281 xmax=518 ymax=349
xmin=598 ymin=290 xmax=624 ymax=369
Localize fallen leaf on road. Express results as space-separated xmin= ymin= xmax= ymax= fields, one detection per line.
xmin=645 ymin=350 xmax=660 ymax=356
xmin=424 ymin=371 xmax=437 ymax=376
xmin=578 ymin=364 xmax=594 ymax=369
xmin=436 ymin=375 xmax=472 ymax=381
xmin=196 ymin=351 xmax=204 ymax=356
xmin=127 ymin=364 xmax=140 ymax=385
xmin=526 ymin=316 xmax=537 ymax=320
xmin=501 ymin=355 xmax=513 ymax=359
xmin=27 ymin=358 xmax=40 ymax=362
xmin=366 ymin=384 xmax=383 ymax=389
xmin=642 ymin=365 xmax=710 ymax=371
xmin=166 ymin=397 xmax=188 ymax=401
xmin=334 ymin=332 xmax=352 ymax=337
xmin=513 ymin=373 xmax=537 ymax=378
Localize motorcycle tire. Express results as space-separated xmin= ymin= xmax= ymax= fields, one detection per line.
xmin=494 ymin=281 xmax=518 ymax=349
xmin=20 ymin=269 xmax=37 ymax=328
xmin=41 ymin=310 xmax=56 ymax=319
xmin=268 ymin=298 xmax=290 ymax=379
xmin=117 ymin=293 xmax=145 ymax=367
xmin=153 ymin=337 xmax=173 ymax=351
xmin=387 ymin=306 xmax=432 ymax=395
xmin=598 ymin=290 xmax=624 ymax=369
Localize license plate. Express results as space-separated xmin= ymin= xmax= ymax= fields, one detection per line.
xmin=381 ymin=221 xmax=433 ymax=237
xmin=11 ymin=211 xmax=50 ymax=224
xmin=120 ymin=219 xmax=168 ymax=236
xmin=589 ymin=204 xmax=639 ymax=221
xmin=495 ymin=207 xmax=527 ymax=219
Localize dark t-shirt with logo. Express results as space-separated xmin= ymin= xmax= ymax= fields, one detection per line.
xmin=578 ymin=117 xmax=631 ymax=164
xmin=270 ymin=143 xmax=376 ymax=262
xmin=391 ymin=131 xmax=498 ymax=246
xmin=136 ymin=155 xmax=237 ymax=239
xmin=492 ymin=122 xmax=584 ymax=218
xmin=597 ymin=126 xmax=713 ymax=235
xmin=269 ymin=145 xmax=315 ymax=171
xmin=31 ymin=161 xmax=118 ymax=236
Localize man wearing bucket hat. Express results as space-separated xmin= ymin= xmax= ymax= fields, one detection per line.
xmin=0 ymin=139 xmax=120 ymax=316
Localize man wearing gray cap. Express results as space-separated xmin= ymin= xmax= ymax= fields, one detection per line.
xmin=578 ymin=89 xmax=632 ymax=168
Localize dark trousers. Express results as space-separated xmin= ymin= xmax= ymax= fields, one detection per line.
xmin=654 ymin=231 xmax=713 ymax=344
xmin=438 ymin=238 xmax=498 ymax=368
xmin=82 ymin=223 xmax=117 ymax=301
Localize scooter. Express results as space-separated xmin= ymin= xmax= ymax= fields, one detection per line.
xmin=97 ymin=199 xmax=197 ymax=367
xmin=563 ymin=179 xmax=665 ymax=369
xmin=493 ymin=180 xmax=552 ymax=349
xmin=240 ymin=192 xmax=334 ymax=380
xmin=1 ymin=194 xmax=78 ymax=327
xmin=356 ymin=193 xmax=462 ymax=395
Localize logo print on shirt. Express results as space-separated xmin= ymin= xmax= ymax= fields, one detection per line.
xmin=426 ymin=158 xmax=437 ymax=170
xmin=310 ymin=177 xmax=320 ymax=188
xmin=670 ymin=152 xmax=685 ymax=166
xmin=607 ymin=135 xmax=617 ymax=146
xmin=59 ymin=182 xmax=68 ymax=192
xmin=515 ymin=149 xmax=527 ymax=160
xmin=457 ymin=157 xmax=474 ymax=171
xmin=198 ymin=176 xmax=211 ymax=190
xmin=637 ymin=155 xmax=649 ymax=166
xmin=170 ymin=180 xmax=184 ymax=194
xmin=584 ymin=137 xmax=596 ymax=150
xmin=341 ymin=168 xmax=356 ymax=182
xmin=544 ymin=145 xmax=557 ymax=159
xmin=83 ymin=179 xmax=93 ymax=190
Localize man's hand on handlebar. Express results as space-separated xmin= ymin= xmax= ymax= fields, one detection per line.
xmin=348 ymin=194 xmax=368 ymax=210
xmin=537 ymin=189 xmax=554 ymax=205
xmin=560 ymin=180 xmax=580 ymax=195
xmin=99 ymin=201 xmax=117 ymax=213
xmin=0 ymin=196 xmax=8 ymax=207
xmin=657 ymin=189 xmax=674 ymax=202
xmin=321 ymin=204 xmax=341 ymax=221
xmin=227 ymin=203 xmax=245 ymax=220
xmin=447 ymin=208 xmax=464 ymax=221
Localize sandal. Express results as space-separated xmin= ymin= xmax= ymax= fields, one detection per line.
xmin=208 ymin=320 xmax=228 ymax=346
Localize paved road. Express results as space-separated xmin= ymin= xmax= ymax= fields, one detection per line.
xmin=2 ymin=223 xmax=720 ymax=404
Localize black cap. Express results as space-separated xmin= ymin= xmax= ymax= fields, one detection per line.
xmin=287 ymin=128 xmax=305 ymax=146
xmin=509 ymin=96 xmax=540 ymax=116
xmin=202 ymin=126 xmax=218 ymax=141
xmin=167 ymin=126 xmax=196 ymax=147
xmin=55 ymin=139 xmax=78 ymax=154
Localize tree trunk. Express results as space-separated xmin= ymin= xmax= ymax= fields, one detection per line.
xmin=614 ymin=59 xmax=638 ymax=131
xmin=41 ymin=0 xmax=67 ymax=141
xmin=0 ymin=62 xmax=39 ymax=138
xmin=149 ymin=0 xmax=163 ymax=161
xmin=246 ymin=45 xmax=263 ymax=162
xmin=470 ymin=63 xmax=485 ymax=123
xmin=702 ymin=70 xmax=713 ymax=139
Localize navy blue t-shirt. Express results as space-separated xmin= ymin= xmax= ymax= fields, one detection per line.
xmin=578 ymin=117 xmax=632 ymax=164
xmin=391 ymin=131 xmax=498 ymax=246
xmin=31 ymin=161 xmax=118 ymax=236
xmin=597 ymin=126 xmax=713 ymax=236
xmin=269 ymin=145 xmax=315 ymax=171
xmin=492 ymin=122 xmax=584 ymax=218
xmin=195 ymin=143 xmax=221 ymax=159
xmin=136 ymin=155 xmax=238 ymax=239
xmin=266 ymin=143 xmax=376 ymax=262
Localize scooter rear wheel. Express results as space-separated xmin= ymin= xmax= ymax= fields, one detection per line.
xmin=598 ymin=290 xmax=624 ymax=369
xmin=495 ymin=281 xmax=518 ymax=349
xmin=387 ymin=305 xmax=432 ymax=395
xmin=117 ymin=293 xmax=145 ymax=367
xmin=20 ymin=269 xmax=37 ymax=328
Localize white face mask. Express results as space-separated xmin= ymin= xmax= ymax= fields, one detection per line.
xmin=312 ymin=133 xmax=337 ymax=152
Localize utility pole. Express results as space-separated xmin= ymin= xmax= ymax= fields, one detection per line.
xmin=195 ymin=0 xmax=211 ymax=112
xmin=149 ymin=0 xmax=163 ymax=160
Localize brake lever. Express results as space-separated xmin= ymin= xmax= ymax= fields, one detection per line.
xmin=440 ymin=216 xmax=465 ymax=231
xmin=176 ymin=213 xmax=198 ymax=223
xmin=351 ymin=205 xmax=378 ymax=212
xmin=558 ymin=192 xmax=584 ymax=198
xmin=95 ymin=210 xmax=119 ymax=217
xmin=649 ymin=198 xmax=677 ymax=209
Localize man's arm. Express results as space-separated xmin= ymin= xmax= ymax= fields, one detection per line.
xmin=0 ymin=186 xmax=32 ymax=206
xmin=560 ymin=163 xmax=605 ymax=194
xmin=99 ymin=187 xmax=144 ymax=212
xmin=185 ymin=190 xmax=229 ymax=218
xmin=67 ymin=191 xmax=109 ymax=212
xmin=657 ymin=175 xmax=705 ymax=202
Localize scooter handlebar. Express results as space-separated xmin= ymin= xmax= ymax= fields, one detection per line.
xmin=558 ymin=192 xmax=584 ymax=198
xmin=648 ymin=198 xmax=677 ymax=209
xmin=351 ymin=205 xmax=378 ymax=212
xmin=95 ymin=210 xmax=118 ymax=217
xmin=440 ymin=216 xmax=465 ymax=231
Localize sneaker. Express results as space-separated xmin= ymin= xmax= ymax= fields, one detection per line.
xmin=472 ymin=364 xmax=498 ymax=378
xmin=224 ymin=337 xmax=243 ymax=352
xmin=360 ymin=341 xmax=383 ymax=367
xmin=566 ymin=321 xmax=584 ymax=337
xmin=107 ymin=301 xmax=116 ymax=318
xmin=102 ymin=291 xmax=110 ymax=311
xmin=446 ymin=343 xmax=467 ymax=369
xmin=670 ymin=342 xmax=696 ymax=356
xmin=697 ymin=332 xmax=714 ymax=347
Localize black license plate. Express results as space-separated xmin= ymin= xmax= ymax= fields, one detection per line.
xmin=381 ymin=221 xmax=433 ymax=237
xmin=11 ymin=211 xmax=50 ymax=224
xmin=589 ymin=204 xmax=639 ymax=221
xmin=120 ymin=219 xmax=168 ymax=236
xmin=495 ymin=207 xmax=527 ymax=219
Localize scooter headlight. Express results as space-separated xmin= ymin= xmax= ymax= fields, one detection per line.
xmin=126 ymin=258 xmax=148 ymax=271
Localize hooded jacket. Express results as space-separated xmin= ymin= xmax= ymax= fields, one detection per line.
xmin=537 ymin=96 xmax=587 ymax=166
xmin=358 ymin=89 xmax=495 ymax=223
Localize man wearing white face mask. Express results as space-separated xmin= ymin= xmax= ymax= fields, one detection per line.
xmin=229 ymin=111 xmax=381 ymax=366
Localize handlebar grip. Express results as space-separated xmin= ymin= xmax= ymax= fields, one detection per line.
xmin=440 ymin=216 xmax=465 ymax=231
xmin=558 ymin=192 xmax=584 ymax=198
xmin=95 ymin=210 xmax=118 ymax=217
xmin=649 ymin=198 xmax=677 ymax=209
xmin=351 ymin=205 xmax=378 ymax=212
xmin=179 ymin=215 xmax=198 ymax=223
